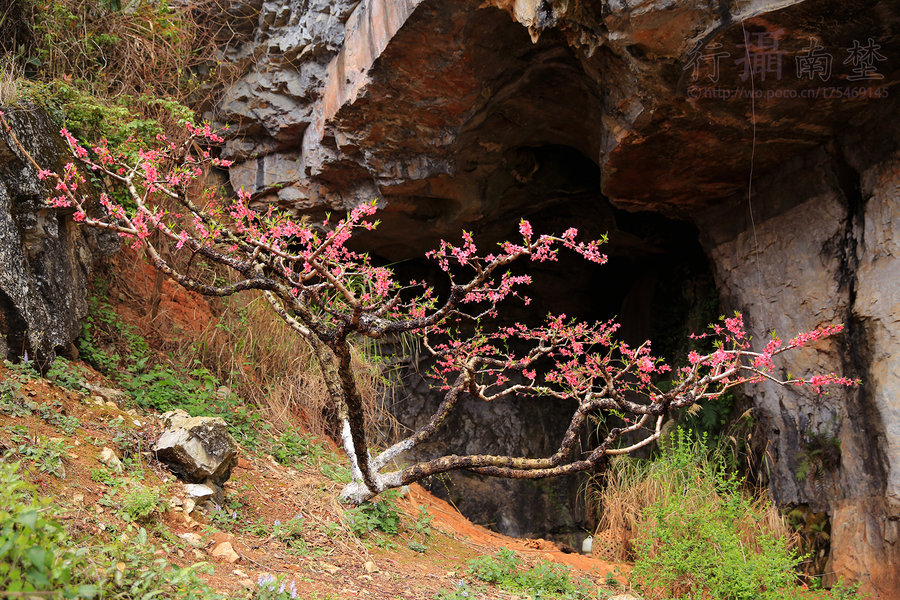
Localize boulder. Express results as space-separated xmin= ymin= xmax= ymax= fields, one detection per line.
xmin=153 ymin=409 xmax=238 ymax=485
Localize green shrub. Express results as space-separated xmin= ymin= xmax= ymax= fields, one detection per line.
xmin=0 ymin=379 xmax=29 ymax=417
xmin=46 ymin=356 xmax=91 ymax=392
xmin=0 ymin=461 xmax=223 ymax=599
xmin=626 ymin=429 xmax=866 ymax=600
xmin=0 ymin=462 xmax=90 ymax=596
xmin=115 ymin=482 xmax=164 ymax=523
xmin=345 ymin=494 xmax=401 ymax=537
xmin=468 ymin=548 xmax=521 ymax=584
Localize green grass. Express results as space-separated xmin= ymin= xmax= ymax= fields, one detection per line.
xmin=464 ymin=548 xmax=593 ymax=599
xmin=0 ymin=461 xmax=222 ymax=599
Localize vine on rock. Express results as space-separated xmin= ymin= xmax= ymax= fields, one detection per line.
xmin=0 ymin=112 xmax=860 ymax=503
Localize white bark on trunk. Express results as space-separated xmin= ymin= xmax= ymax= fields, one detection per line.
xmin=338 ymin=418 xmax=407 ymax=503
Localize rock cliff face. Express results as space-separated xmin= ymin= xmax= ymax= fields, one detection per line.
xmin=0 ymin=108 xmax=118 ymax=368
xmin=215 ymin=0 xmax=900 ymax=595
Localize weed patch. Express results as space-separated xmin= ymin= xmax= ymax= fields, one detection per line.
xmin=601 ymin=429 xmax=868 ymax=600
xmin=345 ymin=493 xmax=402 ymax=537
xmin=0 ymin=461 xmax=222 ymax=598
xmin=3 ymin=427 xmax=71 ymax=478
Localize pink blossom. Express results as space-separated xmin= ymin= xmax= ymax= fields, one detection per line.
xmin=519 ymin=219 xmax=533 ymax=241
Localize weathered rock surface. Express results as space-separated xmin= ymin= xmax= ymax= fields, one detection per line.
xmin=153 ymin=409 xmax=238 ymax=485
xmin=214 ymin=0 xmax=900 ymax=595
xmin=210 ymin=540 xmax=240 ymax=563
xmin=97 ymin=447 xmax=124 ymax=474
xmin=0 ymin=107 xmax=118 ymax=367
xmin=697 ymin=146 xmax=900 ymax=596
xmin=394 ymin=369 xmax=584 ymax=541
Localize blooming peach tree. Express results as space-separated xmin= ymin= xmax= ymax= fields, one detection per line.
xmin=0 ymin=113 xmax=859 ymax=503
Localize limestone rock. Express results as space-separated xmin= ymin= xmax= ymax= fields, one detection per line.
xmin=210 ymin=541 xmax=240 ymax=563
xmin=0 ymin=106 xmax=118 ymax=367
xmin=178 ymin=532 xmax=204 ymax=548
xmin=153 ymin=409 xmax=238 ymax=485
xmin=183 ymin=498 xmax=196 ymax=515
xmin=97 ymin=447 xmax=123 ymax=473
xmin=183 ymin=483 xmax=217 ymax=500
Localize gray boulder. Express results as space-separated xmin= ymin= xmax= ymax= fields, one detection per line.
xmin=153 ymin=409 xmax=238 ymax=485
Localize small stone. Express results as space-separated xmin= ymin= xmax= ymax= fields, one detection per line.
xmin=191 ymin=549 xmax=205 ymax=560
xmin=239 ymin=579 xmax=254 ymax=589
xmin=73 ymin=493 xmax=84 ymax=504
xmin=183 ymin=498 xmax=196 ymax=514
xmin=363 ymin=561 xmax=377 ymax=573
xmin=232 ymin=569 xmax=249 ymax=578
xmin=178 ymin=532 xmax=204 ymax=547
xmin=97 ymin=448 xmax=123 ymax=473
xmin=169 ymin=496 xmax=184 ymax=508
xmin=322 ymin=563 xmax=341 ymax=574
xmin=211 ymin=541 xmax=239 ymax=563
xmin=183 ymin=483 xmax=216 ymax=500
xmin=104 ymin=400 xmax=117 ymax=408
xmin=132 ymin=419 xmax=142 ymax=427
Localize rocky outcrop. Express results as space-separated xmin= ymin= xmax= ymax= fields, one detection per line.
xmin=215 ymin=0 xmax=900 ymax=594
xmin=697 ymin=145 xmax=900 ymax=596
xmin=0 ymin=107 xmax=118 ymax=368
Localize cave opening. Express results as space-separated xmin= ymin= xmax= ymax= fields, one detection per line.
xmin=368 ymin=143 xmax=722 ymax=544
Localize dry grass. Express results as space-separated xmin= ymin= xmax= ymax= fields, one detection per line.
xmin=591 ymin=441 xmax=798 ymax=563
xmin=1 ymin=0 xmax=256 ymax=122
xmin=0 ymin=61 xmax=22 ymax=106
xmin=187 ymin=292 xmax=401 ymax=445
